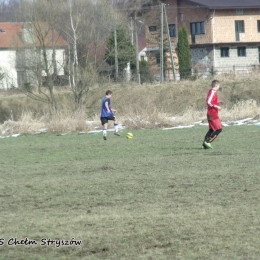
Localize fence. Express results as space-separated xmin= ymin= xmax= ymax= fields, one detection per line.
xmin=98 ymin=64 xmax=260 ymax=83
xmin=193 ymin=64 xmax=260 ymax=78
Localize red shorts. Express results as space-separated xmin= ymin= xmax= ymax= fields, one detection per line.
xmin=207 ymin=114 xmax=222 ymax=130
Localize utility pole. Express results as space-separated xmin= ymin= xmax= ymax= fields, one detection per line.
xmin=134 ymin=12 xmax=140 ymax=84
xmin=160 ymin=3 xmax=164 ymax=83
xmin=163 ymin=4 xmax=177 ymax=82
xmin=130 ymin=17 xmax=134 ymax=45
xmin=114 ymin=27 xmax=118 ymax=80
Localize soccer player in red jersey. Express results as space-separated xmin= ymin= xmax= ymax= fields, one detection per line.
xmin=202 ymin=80 xmax=223 ymax=149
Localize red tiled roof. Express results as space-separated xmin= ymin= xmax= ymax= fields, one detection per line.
xmin=187 ymin=0 xmax=260 ymax=9
xmin=0 ymin=22 xmax=68 ymax=49
xmin=138 ymin=36 xmax=147 ymax=51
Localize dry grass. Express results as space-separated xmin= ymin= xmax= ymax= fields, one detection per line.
xmin=221 ymin=99 xmax=260 ymax=121
xmin=45 ymin=109 xmax=89 ymax=133
xmin=0 ymin=111 xmax=45 ymax=135
xmin=0 ymin=77 xmax=260 ymax=135
xmin=121 ymin=99 xmax=260 ymax=129
xmin=122 ymin=108 xmax=173 ymax=129
xmin=0 ymin=109 xmax=89 ymax=136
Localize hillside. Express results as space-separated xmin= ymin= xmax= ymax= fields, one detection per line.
xmin=87 ymin=78 xmax=260 ymax=115
xmin=0 ymin=76 xmax=259 ymax=134
xmin=85 ymin=78 xmax=260 ymax=129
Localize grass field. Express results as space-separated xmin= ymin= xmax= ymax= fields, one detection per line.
xmin=0 ymin=125 xmax=260 ymax=260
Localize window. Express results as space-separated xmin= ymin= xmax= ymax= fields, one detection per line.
xmin=190 ymin=22 xmax=205 ymax=35
xmin=149 ymin=26 xmax=157 ymax=32
xmin=236 ymin=9 xmax=243 ymax=15
xmin=235 ymin=20 xmax=244 ymax=41
xmin=235 ymin=20 xmax=244 ymax=33
xmin=16 ymin=50 xmax=25 ymax=67
xmin=17 ymin=71 xmax=26 ymax=87
xmin=16 ymin=49 xmax=36 ymax=68
xmin=258 ymin=20 xmax=260 ymax=33
xmin=237 ymin=47 xmax=246 ymax=57
xmin=155 ymin=52 xmax=160 ymax=64
xmin=168 ymin=24 xmax=176 ymax=37
xmin=220 ymin=47 xmax=229 ymax=57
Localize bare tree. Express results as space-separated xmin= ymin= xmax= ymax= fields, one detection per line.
xmin=0 ymin=0 xmax=20 ymax=22
xmin=113 ymin=0 xmax=161 ymax=14
xmin=0 ymin=68 xmax=4 ymax=81
xmin=55 ymin=0 xmax=120 ymax=108
xmin=16 ymin=0 xmax=68 ymax=112
xmin=16 ymin=0 xmax=126 ymax=110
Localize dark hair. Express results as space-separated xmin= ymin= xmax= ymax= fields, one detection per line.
xmin=211 ymin=80 xmax=220 ymax=88
xmin=106 ymin=90 xmax=112 ymax=95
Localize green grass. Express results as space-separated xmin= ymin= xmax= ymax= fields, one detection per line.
xmin=0 ymin=125 xmax=260 ymax=260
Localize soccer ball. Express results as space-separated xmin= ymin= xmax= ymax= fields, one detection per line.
xmin=126 ymin=133 xmax=133 ymax=139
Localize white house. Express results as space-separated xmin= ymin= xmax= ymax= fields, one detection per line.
xmin=0 ymin=22 xmax=68 ymax=89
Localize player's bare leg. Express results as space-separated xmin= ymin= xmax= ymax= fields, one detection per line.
xmin=103 ymin=123 xmax=108 ymax=140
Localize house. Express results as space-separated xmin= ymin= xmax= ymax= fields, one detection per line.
xmin=0 ymin=22 xmax=68 ymax=89
xmin=141 ymin=0 xmax=179 ymax=80
xmin=179 ymin=0 xmax=260 ymax=76
xmin=140 ymin=0 xmax=260 ymax=79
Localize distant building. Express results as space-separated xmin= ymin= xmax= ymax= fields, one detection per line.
xmin=142 ymin=0 xmax=178 ymax=80
xmin=179 ymin=0 xmax=260 ymax=76
xmin=0 ymin=22 xmax=68 ymax=89
xmin=139 ymin=0 xmax=260 ymax=79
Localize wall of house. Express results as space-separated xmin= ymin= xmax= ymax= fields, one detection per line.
xmin=190 ymin=47 xmax=213 ymax=74
xmin=163 ymin=0 xmax=178 ymax=41
xmin=214 ymin=45 xmax=260 ymax=68
xmin=143 ymin=0 xmax=179 ymax=80
xmin=0 ymin=50 xmax=18 ymax=89
xmin=41 ymin=49 xmax=65 ymax=76
xmin=177 ymin=0 xmax=213 ymax=44
xmin=142 ymin=0 xmax=260 ymax=79
xmin=54 ymin=49 xmax=65 ymax=75
xmin=177 ymin=2 xmax=260 ymax=75
xmin=144 ymin=0 xmax=178 ymax=48
xmin=191 ymin=44 xmax=260 ymax=75
xmin=0 ymin=48 xmax=65 ymax=89
xmin=178 ymin=3 xmax=260 ymax=44
xmin=213 ymin=9 xmax=260 ymax=43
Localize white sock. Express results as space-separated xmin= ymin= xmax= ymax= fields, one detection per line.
xmin=114 ymin=124 xmax=118 ymax=132
xmin=103 ymin=129 xmax=107 ymax=136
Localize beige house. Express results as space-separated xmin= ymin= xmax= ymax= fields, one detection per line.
xmin=180 ymin=0 xmax=260 ymax=76
xmin=141 ymin=0 xmax=260 ymax=79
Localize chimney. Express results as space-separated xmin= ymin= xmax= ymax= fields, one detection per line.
xmin=22 ymin=22 xmax=34 ymax=44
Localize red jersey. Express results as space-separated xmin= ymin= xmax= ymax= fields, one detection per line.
xmin=206 ymin=89 xmax=219 ymax=119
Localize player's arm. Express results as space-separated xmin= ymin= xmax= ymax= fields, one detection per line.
xmin=105 ymin=101 xmax=110 ymax=113
xmin=216 ymin=97 xmax=224 ymax=109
